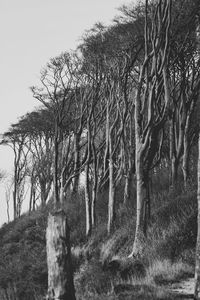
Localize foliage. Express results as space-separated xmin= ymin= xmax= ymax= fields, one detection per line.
xmin=0 ymin=0 xmax=200 ymax=298
xmin=0 ymin=211 xmax=47 ymax=300
xmin=0 ymin=180 xmax=197 ymax=299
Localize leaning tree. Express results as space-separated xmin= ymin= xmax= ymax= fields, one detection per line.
xmin=129 ymin=0 xmax=172 ymax=256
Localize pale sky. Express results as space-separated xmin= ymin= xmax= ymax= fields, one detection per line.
xmin=0 ymin=0 xmax=133 ymax=225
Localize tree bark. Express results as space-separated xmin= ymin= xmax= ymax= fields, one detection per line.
xmin=46 ymin=210 xmax=76 ymax=300
xmin=182 ymin=139 xmax=189 ymax=189
xmin=91 ymin=154 xmax=98 ymax=228
xmin=13 ymin=186 xmax=17 ymax=220
xmin=171 ymin=156 xmax=178 ymax=188
xmin=54 ymin=123 xmax=60 ymax=205
xmin=195 ymin=134 xmax=200 ymax=299
xmin=72 ymin=133 xmax=80 ymax=193
xmin=194 ymin=16 xmax=200 ymax=298
xmin=107 ymin=154 xmax=116 ymax=235
xmin=130 ymin=151 xmax=148 ymax=256
xmin=85 ymin=163 xmax=92 ymax=237
xmin=40 ymin=180 xmax=46 ymax=208
xmin=123 ymin=166 xmax=132 ymax=206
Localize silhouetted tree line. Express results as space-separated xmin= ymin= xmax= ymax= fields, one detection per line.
xmin=1 ymin=0 xmax=200 ymax=298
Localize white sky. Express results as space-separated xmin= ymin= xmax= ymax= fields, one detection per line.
xmin=0 ymin=0 xmax=133 ymax=225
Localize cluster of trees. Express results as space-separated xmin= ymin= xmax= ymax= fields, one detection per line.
xmin=1 ymin=0 xmax=200 ymax=298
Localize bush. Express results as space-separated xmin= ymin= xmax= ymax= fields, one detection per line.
xmin=75 ymin=259 xmax=112 ymax=295
xmin=147 ymin=259 xmax=194 ymax=285
xmin=0 ymin=210 xmax=47 ymax=300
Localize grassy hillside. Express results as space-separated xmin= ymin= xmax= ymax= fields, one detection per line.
xmin=0 ymin=178 xmax=197 ymax=300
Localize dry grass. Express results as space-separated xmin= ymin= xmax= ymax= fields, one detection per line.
xmin=147 ymin=259 xmax=194 ymax=285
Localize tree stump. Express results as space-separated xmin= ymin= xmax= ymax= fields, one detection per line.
xmin=46 ymin=210 xmax=76 ymax=300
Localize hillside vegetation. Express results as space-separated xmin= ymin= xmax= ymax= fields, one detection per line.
xmin=0 ymin=171 xmax=197 ymax=299
xmin=0 ymin=0 xmax=200 ymax=298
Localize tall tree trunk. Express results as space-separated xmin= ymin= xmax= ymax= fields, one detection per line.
xmin=13 ymin=184 xmax=17 ymax=220
xmin=85 ymin=163 xmax=92 ymax=237
xmin=40 ymin=181 xmax=46 ymax=208
xmin=107 ymin=108 xmax=117 ymax=235
xmin=103 ymin=104 xmax=110 ymax=189
xmin=170 ymin=116 xmax=179 ymax=188
xmin=124 ymin=112 xmax=134 ymax=206
xmin=123 ymin=165 xmax=132 ymax=206
xmin=182 ymin=138 xmax=189 ymax=189
xmin=72 ymin=133 xmax=80 ymax=193
xmin=29 ymin=183 xmax=33 ymax=213
xmin=107 ymin=154 xmax=116 ymax=234
xmin=54 ymin=123 xmax=60 ymax=205
xmin=195 ymin=133 xmax=200 ymax=299
xmin=91 ymin=185 xmax=97 ymax=228
xmin=32 ymin=189 xmax=36 ymax=211
xmin=182 ymin=113 xmax=192 ymax=189
xmin=171 ymin=156 xmax=178 ymax=188
xmin=130 ymin=150 xmax=149 ymax=256
xmin=194 ymin=16 xmax=200 ymax=299
xmin=46 ymin=210 xmax=76 ymax=300
xmin=91 ymin=152 xmax=98 ymax=228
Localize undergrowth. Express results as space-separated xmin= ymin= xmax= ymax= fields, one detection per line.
xmin=0 ymin=178 xmax=197 ymax=299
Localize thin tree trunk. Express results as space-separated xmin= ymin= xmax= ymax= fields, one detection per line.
xmin=194 ymin=16 xmax=200 ymax=298
xmin=103 ymin=104 xmax=110 ymax=189
xmin=40 ymin=181 xmax=46 ymax=208
xmin=107 ymin=154 xmax=116 ymax=235
xmin=29 ymin=183 xmax=33 ymax=214
xmin=32 ymin=189 xmax=36 ymax=211
xmin=124 ymin=112 xmax=134 ymax=206
xmin=195 ymin=133 xmax=200 ymax=299
xmin=91 ymin=185 xmax=97 ymax=228
xmin=171 ymin=156 xmax=178 ymax=188
xmin=91 ymin=134 xmax=98 ymax=228
xmin=182 ymin=140 xmax=189 ymax=189
xmin=46 ymin=210 xmax=76 ymax=300
xmin=182 ymin=113 xmax=192 ymax=189
xmin=13 ymin=187 xmax=17 ymax=220
xmin=72 ymin=133 xmax=80 ymax=193
xmin=85 ymin=163 xmax=92 ymax=237
xmin=91 ymin=159 xmax=98 ymax=227
xmin=130 ymin=151 xmax=148 ymax=256
xmin=54 ymin=123 xmax=60 ymax=205
xmin=123 ymin=166 xmax=132 ymax=206
xmin=169 ymin=116 xmax=179 ymax=189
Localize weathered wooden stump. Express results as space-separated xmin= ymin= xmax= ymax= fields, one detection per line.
xmin=46 ymin=210 xmax=76 ymax=300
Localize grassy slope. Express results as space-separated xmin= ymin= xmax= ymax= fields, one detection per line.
xmin=0 ymin=181 xmax=197 ymax=300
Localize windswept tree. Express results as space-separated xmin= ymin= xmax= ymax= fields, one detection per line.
xmin=166 ymin=0 xmax=200 ymax=188
xmin=13 ymin=109 xmax=54 ymax=209
xmin=194 ymin=9 xmax=200 ymax=300
xmin=129 ymin=0 xmax=172 ymax=256
xmin=1 ymin=127 xmax=29 ymax=219
xmin=80 ymin=20 xmax=142 ymax=234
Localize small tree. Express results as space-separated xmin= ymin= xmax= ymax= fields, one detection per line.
xmin=1 ymin=128 xmax=29 ymax=219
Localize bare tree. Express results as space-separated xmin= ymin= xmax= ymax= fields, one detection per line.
xmin=1 ymin=129 xmax=29 ymax=219
xmin=129 ymin=0 xmax=171 ymax=256
xmin=194 ymin=12 xmax=200 ymax=300
xmin=5 ymin=184 xmax=11 ymax=223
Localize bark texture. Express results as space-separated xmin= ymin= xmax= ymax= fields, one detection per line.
xmin=46 ymin=210 xmax=76 ymax=300
xmin=107 ymin=154 xmax=116 ymax=234
xmin=130 ymin=152 xmax=148 ymax=256
xmin=85 ymin=163 xmax=92 ymax=237
xmin=195 ymin=134 xmax=200 ymax=299
xmin=194 ymin=16 xmax=200 ymax=300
